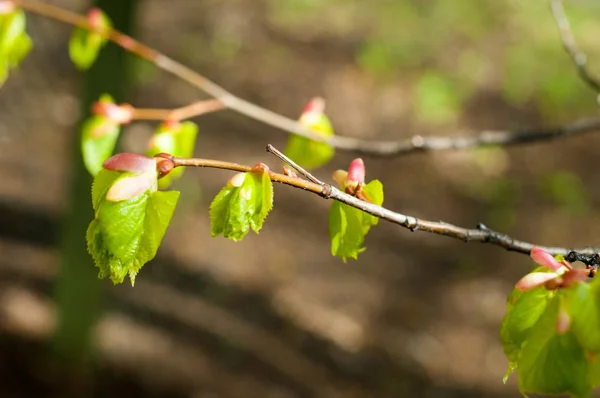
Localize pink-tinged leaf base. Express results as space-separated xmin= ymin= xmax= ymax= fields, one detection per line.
xmin=92 ymin=101 xmax=133 ymax=124
xmin=229 ymin=172 xmax=246 ymax=187
xmin=0 ymin=1 xmax=15 ymax=14
xmin=103 ymin=153 xmax=156 ymax=174
xmin=106 ymin=171 xmax=156 ymax=202
xmin=516 ymin=272 xmax=560 ymax=291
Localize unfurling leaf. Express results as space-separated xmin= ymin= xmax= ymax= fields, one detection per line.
xmin=210 ymin=164 xmax=273 ymax=241
xmin=146 ymin=121 xmax=198 ymax=188
xmin=86 ymin=154 xmax=179 ymax=285
xmin=81 ymin=115 xmax=121 ymax=175
xmin=0 ymin=8 xmax=32 ymax=87
xmin=81 ymin=94 xmax=134 ymax=175
xmin=500 ymin=249 xmax=600 ymax=397
xmin=284 ymin=97 xmax=334 ymax=169
xmin=329 ymin=178 xmax=384 ymax=261
xmin=69 ymin=8 xmax=111 ymax=70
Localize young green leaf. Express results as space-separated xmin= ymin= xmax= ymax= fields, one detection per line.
xmin=564 ymin=279 xmax=600 ymax=353
xmin=328 ymin=166 xmax=384 ymax=261
xmin=210 ymin=166 xmax=274 ymax=241
xmin=0 ymin=9 xmax=32 ymax=87
xmin=517 ymin=297 xmax=592 ymax=398
xmin=284 ymin=97 xmax=334 ymax=169
xmin=81 ymin=115 xmax=121 ymax=175
xmin=146 ymin=121 xmax=198 ymax=188
xmin=500 ymin=281 xmax=554 ymax=365
xmin=329 ymin=202 xmax=367 ymax=261
xmin=86 ymin=164 xmax=179 ymax=285
xmin=69 ymin=8 xmax=111 ymax=70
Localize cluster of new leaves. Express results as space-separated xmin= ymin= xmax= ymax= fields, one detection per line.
xmin=329 ymin=159 xmax=384 ymax=260
xmin=210 ymin=163 xmax=273 ymax=241
xmin=86 ymin=153 xmax=179 ymax=285
xmin=0 ymin=5 xmax=32 ymax=86
xmin=501 ymin=248 xmax=600 ymax=397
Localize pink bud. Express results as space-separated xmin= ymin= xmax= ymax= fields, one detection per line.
xmin=556 ymin=305 xmax=571 ymax=334
xmin=87 ymin=8 xmax=103 ymax=29
xmin=530 ymin=248 xmax=565 ymax=273
xmin=92 ymin=101 xmax=133 ymax=124
xmin=347 ymin=158 xmax=365 ymax=186
xmin=87 ymin=8 xmax=109 ymax=33
xmin=515 ymin=272 xmax=559 ymax=291
xmin=228 ymin=172 xmax=246 ymax=187
xmin=302 ymin=97 xmax=325 ymax=115
xmin=103 ymin=153 xmax=156 ymax=174
xmin=299 ymin=97 xmax=325 ymax=126
xmin=106 ymin=171 xmax=156 ymax=202
xmin=0 ymin=1 xmax=15 ymax=15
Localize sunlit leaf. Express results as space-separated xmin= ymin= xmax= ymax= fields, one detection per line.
xmin=69 ymin=8 xmax=111 ymax=70
xmin=565 ymin=280 xmax=600 ymax=353
xmin=86 ymin=168 xmax=179 ymax=285
xmin=210 ymin=169 xmax=273 ymax=241
xmin=329 ymin=201 xmax=366 ymax=261
xmin=81 ymin=115 xmax=121 ymax=176
xmin=500 ymin=282 xmax=554 ymax=365
xmin=0 ymin=9 xmax=32 ymax=87
xmin=285 ymin=98 xmax=334 ymax=169
xmin=517 ymin=297 xmax=592 ymax=398
xmin=146 ymin=121 xmax=198 ymax=188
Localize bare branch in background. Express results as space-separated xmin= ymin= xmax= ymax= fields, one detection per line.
xmin=17 ymin=0 xmax=600 ymax=157
xmin=550 ymin=0 xmax=600 ymax=97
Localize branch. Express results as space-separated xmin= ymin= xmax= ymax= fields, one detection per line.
xmin=17 ymin=0 xmax=600 ymax=156
xmin=130 ymin=99 xmax=225 ymax=122
xmin=550 ymin=0 xmax=600 ymax=95
xmin=166 ymin=147 xmax=600 ymax=257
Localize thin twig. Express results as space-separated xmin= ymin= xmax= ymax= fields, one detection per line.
xmin=18 ymin=0 xmax=600 ymax=156
xmin=168 ymin=152 xmax=600 ymax=257
xmin=167 ymin=99 xmax=225 ymax=121
xmin=550 ymin=0 xmax=600 ymax=95
xmin=265 ymin=144 xmax=324 ymax=185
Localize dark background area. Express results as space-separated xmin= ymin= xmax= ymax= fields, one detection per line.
xmin=2 ymin=0 xmax=600 ymax=397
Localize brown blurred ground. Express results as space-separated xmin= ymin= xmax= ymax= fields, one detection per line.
xmin=2 ymin=0 xmax=600 ymax=397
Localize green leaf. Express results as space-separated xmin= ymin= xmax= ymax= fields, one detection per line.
xmin=86 ymin=169 xmax=179 ymax=285
xmin=565 ymin=280 xmax=600 ymax=353
xmin=81 ymin=115 xmax=121 ymax=176
xmin=284 ymin=113 xmax=334 ymax=169
xmin=517 ymin=296 xmax=592 ymax=398
xmin=69 ymin=28 xmax=105 ymax=70
xmin=210 ymin=171 xmax=273 ymax=241
xmin=329 ymin=202 xmax=367 ymax=261
xmin=147 ymin=121 xmax=198 ymax=188
xmin=328 ymin=179 xmax=384 ymax=261
xmin=500 ymin=282 xmax=554 ymax=364
xmin=68 ymin=9 xmax=111 ymax=70
xmin=0 ymin=9 xmax=32 ymax=87
xmin=249 ymin=168 xmax=273 ymax=232
xmin=361 ymin=179 xmax=384 ymax=228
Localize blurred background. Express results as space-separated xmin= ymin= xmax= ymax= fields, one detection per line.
xmin=1 ymin=0 xmax=600 ymax=397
